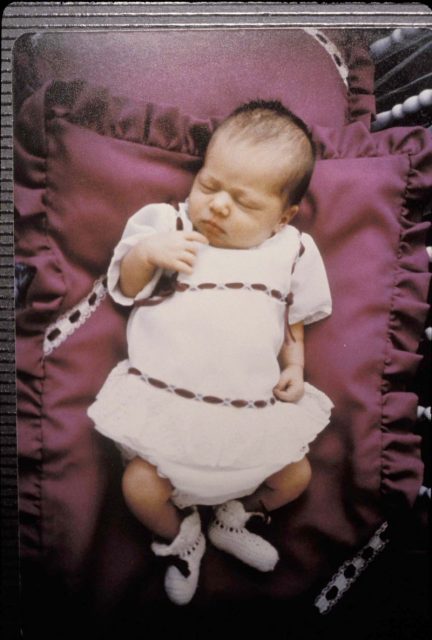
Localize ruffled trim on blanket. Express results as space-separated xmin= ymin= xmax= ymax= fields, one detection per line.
xmin=313 ymin=122 xmax=432 ymax=510
xmin=40 ymin=79 xmax=429 ymax=168
xmin=15 ymin=86 xmax=66 ymax=343
xmin=312 ymin=121 xmax=432 ymax=162
xmin=380 ymin=135 xmax=431 ymax=510
xmin=14 ymin=83 xmax=65 ymax=559
xmin=44 ymin=79 xmax=218 ymax=158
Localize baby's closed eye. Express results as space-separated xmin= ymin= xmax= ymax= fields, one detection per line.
xmin=198 ymin=178 xmax=217 ymax=193
xmin=237 ymin=198 xmax=259 ymax=210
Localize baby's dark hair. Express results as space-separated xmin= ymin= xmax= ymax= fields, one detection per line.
xmin=210 ymin=99 xmax=316 ymax=205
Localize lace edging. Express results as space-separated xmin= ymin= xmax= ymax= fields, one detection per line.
xmin=43 ymin=276 xmax=107 ymax=356
xmin=304 ymin=28 xmax=349 ymax=86
xmin=314 ymin=522 xmax=389 ymax=614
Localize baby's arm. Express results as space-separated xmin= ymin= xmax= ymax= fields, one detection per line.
xmin=119 ymin=230 xmax=208 ymax=298
xmin=273 ymin=322 xmax=305 ymax=402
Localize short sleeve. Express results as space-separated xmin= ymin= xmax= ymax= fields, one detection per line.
xmin=289 ymin=233 xmax=332 ymax=326
xmin=107 ymin=203 xmax=177 ymax=306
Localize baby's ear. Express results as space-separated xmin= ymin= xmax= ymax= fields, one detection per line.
xmin=280 ymin=205 xmax=299 ymax=227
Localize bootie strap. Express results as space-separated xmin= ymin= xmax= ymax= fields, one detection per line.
xmin=258 ymin=499 xmax=272 ymax=525
xmin=156 ymin=554 xmax=190 ymax=578
xmin=247 ymin=500 xmax=272 ymax=535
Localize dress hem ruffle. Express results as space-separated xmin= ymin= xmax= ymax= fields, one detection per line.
xmin=88 ymin=359 xmax=333 ymax=502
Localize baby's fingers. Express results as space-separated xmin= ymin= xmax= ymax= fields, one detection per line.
xmin=179 ymin=250 xmax=196 ymax=267
xmin=273 ymin=386 xmax=297 ymax=402
xmin=174 ymin=260 xmax=194 ymax=275
xmin=273 ymin=379 xmax=304 ymax=403
xmin=184 ymin=231 xmax=209 ymax=245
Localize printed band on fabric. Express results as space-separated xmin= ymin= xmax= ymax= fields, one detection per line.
xmin=128 ymin=367 xmax=277 ymax=409
xmin=135 ymin=276 xmax=291 ymax=308
xmin=43 ymin=277 xmax=108 ymax=356
xmin=174 ymin=281 xmax=290 ymax=302
xmin=314 ymin=522 xmax=390 ymax=614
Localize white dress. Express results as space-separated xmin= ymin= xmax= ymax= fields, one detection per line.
xmin=88 ymin=202 xmax=333 ymax=509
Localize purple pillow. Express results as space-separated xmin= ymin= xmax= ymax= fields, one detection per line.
xmin=14 ymin=28 xmax=375 ymax=127
xmin=15 ymin=82 xmax=431 ymax=607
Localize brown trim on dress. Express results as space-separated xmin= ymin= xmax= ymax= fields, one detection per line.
xmin=128 ymin=367 xmax=277 ymax=409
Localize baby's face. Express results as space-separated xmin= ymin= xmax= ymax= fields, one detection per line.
xmin=188 ymin=134 xmax=298 ymax=249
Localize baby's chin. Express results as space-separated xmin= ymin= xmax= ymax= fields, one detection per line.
xmin=207 ymin=239 xmax=265 ymax=250
xmin=205 ymin=236 xmax=253 ymax=250
xmin=207 ymin=232 xmax=276 ymax=250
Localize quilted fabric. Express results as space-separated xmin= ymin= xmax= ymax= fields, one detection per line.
xmin=15 ymin=81 xmax=431 ymax=614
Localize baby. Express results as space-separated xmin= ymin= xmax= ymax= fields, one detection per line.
xmin=88 ymin=99 xmax=333 ymax=605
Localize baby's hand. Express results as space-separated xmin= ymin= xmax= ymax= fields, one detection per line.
xmin=273 ymin=365 xmax=305 ymax=403
xmin=139 ymin=231 xmax=209 ymax=275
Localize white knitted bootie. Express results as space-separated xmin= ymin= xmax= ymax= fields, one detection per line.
xmin=151 ymin=507 xmax=206 ymax=605
xmin=208 ymin=500 xmax=279 ymax=572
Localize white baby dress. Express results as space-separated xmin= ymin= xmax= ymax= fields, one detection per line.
xmin=88 ymin=201 xmax=333 ymax=509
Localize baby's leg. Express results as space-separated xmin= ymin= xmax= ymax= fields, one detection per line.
xmin=123 ymin=457 xmax=206 ymax=605
xmin=122 ymin=457 xmax=182 ymax=541
xmin=240 ymin=456 xmax=312 ymax=513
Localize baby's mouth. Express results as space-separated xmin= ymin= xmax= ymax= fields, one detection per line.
xmin=201 ymin=219 xmax=226 ymax=234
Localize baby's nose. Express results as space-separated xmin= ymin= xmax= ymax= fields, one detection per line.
xmin=210 ymin=192 xmax=231 ymax=216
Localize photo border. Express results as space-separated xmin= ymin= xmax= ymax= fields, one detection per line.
xmin=2 ymin=3 xmax=431 ymax=638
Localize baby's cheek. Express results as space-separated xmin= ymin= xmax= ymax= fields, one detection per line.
xmin=190 ymin=196 xmax=207 ymax=218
